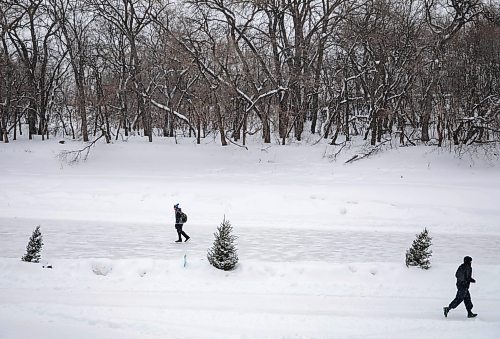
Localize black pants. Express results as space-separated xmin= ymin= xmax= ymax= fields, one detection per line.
xmin=449 ymin=285 xmax=473 ymax=312
xmin=175 ymin=224 xmax=189 ymax=241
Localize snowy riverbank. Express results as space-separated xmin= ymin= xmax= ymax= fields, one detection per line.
xmin=1 ymin=136 xmax=499 ymax=338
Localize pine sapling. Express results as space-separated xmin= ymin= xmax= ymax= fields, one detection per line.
xmin=405 ymin=228 xmax=432 ymax=269
xmin=207 ymin=218 xmax=239 ymax=271
xmin=22 ymin=225 xmax=43 ymax=263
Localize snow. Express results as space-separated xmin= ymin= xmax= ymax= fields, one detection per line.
xmin=1 ymin=136 xmax=500 ymax=338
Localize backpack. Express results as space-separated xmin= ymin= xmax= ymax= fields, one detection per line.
xmin=181 ymin=212 xmax=188 ymax=223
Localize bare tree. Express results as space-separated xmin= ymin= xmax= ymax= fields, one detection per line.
xmin=50 ymin=0 xmax=93 ymax=141
xmin=90 ymin=0 xmax=168 ymax=142
xmin=0 ymin=0 xmax=497 ymax=151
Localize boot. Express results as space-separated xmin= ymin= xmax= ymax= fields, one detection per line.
xmin=467 ymin=312 xmax=477 ymax=318
xmin=184 ymin=236 xmax=190 ymax=242
xmin=175 ymin=239 xmax=182 ymax=243
xmin=443 ymin=307 xmax=450 ymax=318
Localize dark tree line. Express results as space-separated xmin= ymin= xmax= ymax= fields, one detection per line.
xmin=1 ymin=0 xmax=499 ymax=147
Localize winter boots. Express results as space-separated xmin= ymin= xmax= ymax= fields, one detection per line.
xmin=443 ymin=306 xmax=477 ymax=318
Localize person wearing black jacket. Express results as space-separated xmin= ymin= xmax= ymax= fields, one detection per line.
xmin=174 ymin=204 xmax=190 ymax=243
xmin=444 ymin=256 xmax=477 ymax=318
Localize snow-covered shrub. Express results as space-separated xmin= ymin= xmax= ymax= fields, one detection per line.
xmin=21 ymin=225 xmax=43 ymax=263
xmin=207 ymin=218 xmax=239 ymax=271
xmin=91 ymin=261 xmax=113 ymax=276
xmin=405 ymin=228 xmax=432 ymax=269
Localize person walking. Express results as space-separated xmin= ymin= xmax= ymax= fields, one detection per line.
xmin=174 ymin=203 xmax=190 ymax=243
xmin=444 ymin=256 xmax=477 ymax=318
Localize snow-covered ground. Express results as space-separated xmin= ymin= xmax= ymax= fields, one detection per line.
xmin=1 ymin=136 xmax=500 ymax=338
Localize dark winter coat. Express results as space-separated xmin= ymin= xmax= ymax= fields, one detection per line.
xmin=455 ymin=263 xmax=475 ymax=288
xmin=175 ymin=209 xmax=184 ymax=225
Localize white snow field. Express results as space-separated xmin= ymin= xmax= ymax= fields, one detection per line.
xmin=1 ymin=136 xmax=500 ymax=339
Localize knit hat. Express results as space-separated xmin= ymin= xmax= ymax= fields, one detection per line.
xmin=463 ymin=256 xmax=472 ymax=264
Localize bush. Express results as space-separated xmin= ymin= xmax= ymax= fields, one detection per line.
xmin=21 ymin=225 xmax=43 ymax=263
xmin=207 ymin=218 xmax=239 ymax=271
xmin=405 ymin=228 xmax=432 ymax=269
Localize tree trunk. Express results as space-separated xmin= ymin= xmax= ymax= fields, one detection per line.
xmin=376 ymin=116 xmax=383 ymax=143
xmin=263 ymin=115 xmax=271 ymax=144
xmin=437 ymin=113 xmax=443 ymax=147
xmin=216 ymin=101 xmax=227 ymax=146
xmin=292 ymin=85 xmax=304 ymax=141
xmin=76 ymin=77 xmax=88 ymax=142
xmin=344 ymin=80 xmax=350 ymax=141
xmin=370 ymin=110 xmax=378 ymax=146
xmin=197 ymin=115 xmax=201 ymax=144
xmin=163 ymin=110 xmax=170 ymax=137
xmin=28 ymin=99 xmax=37 ymax=140
xmin=13 ymin=109 xmax=18 ymax=140
xmin=1 ymin=114 xmax=9 ymax=143
xmin=421 ymin=112 xmax=430 ymax=142
xmin=279 ymin=92 xmax=289 ymax=140
xmin=242 ymin=111 xmax=247 ymax=146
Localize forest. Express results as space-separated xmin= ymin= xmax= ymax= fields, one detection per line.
xmin=1 ymin=0 xmax=499 ymax=148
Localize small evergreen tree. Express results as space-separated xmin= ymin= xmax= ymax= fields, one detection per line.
xmin=405 ymin=228 xmax=432 ymax=269
xmin=207 ymin=218 xmax=239 ymax=271
xmin=21 ymin=225 xmax=43 ymax=263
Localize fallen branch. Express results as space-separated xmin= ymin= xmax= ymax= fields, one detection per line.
xmin=58 ymin=135 xmax=104 ymax=164
xmin=224 ymin=131 xmax=249 ymax=150
xmin=323 ymin=140 xmax=350 ymax=161
xmin=344 ymin=154 xmax=359 ymax=164
xmin=345 ymin=139 xmax=391 ymax=164
xmin=332 ymin=141 xmax=349 ymax=160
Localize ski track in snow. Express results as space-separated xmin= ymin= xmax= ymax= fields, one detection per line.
xmin=1 ymin=218 xmax=499 ymax=264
